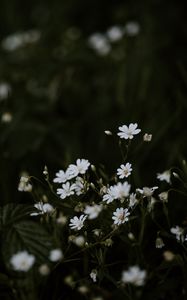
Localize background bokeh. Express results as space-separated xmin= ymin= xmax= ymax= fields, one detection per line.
xmin=0 ymin=0 xmax=187 ymax=204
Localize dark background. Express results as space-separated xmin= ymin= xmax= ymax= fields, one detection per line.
xmin=0 ymin=0 xmax=187 ymax=204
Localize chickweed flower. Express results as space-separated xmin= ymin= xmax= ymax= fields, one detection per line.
xmin=53 ymin=170 xmax=69 ymax=183
xmin=74 ymin=176 xmax=87 ymax=195
xmin=84 ymin=204 xmax=103 ymax=219
xmin=143 ymin=133 xmax=152 ymax=142
xmin=30 ymin=202 xmax=54 ymax=216
xmin=112 ymin=208 xmax=130 ymax=225
xmin=121 ymin=266 xmax=146 ymax=286
xmin=67 ymin=159 xmax=90 ymax=179
xmin=10 ymin=251 xmax=35 ymax=272
xmin=90 ymin=269 xmax=97 ymax=282
xmin=57 ymin=182 xmax=76 ymax=199
xmin=155 ymin=237 xmax=165 ymax=249
xmin=157 ymin=170 xmax=171 ymax=184
xmin=72 ymin=235 xmax=85 ymax=247
xmin=117 ymin=123 xmax=141 ymax=140
xmin=69 ymin=215 xmax=87 ymax=230
xmin=170 ymin=226 xmax=184 ymax=241
xmin=49 ymin=249 xmax=63 ymax=262
xmin=129 ymin=193 xmax=138 ymax=207
xmin=117 ymin=163 xmax=132 ymax=178
xmin=18 ymin=176 xmax=32 ymax=192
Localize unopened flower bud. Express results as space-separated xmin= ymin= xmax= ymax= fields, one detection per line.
xmin=155 ymin=237 xmax=165 ymax=249
xmin=104 ymin=130 xmax=112 ymax=136
xmin=143 ymin=133 xmax=152 ymax=142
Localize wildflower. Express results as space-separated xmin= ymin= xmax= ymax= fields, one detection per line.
xmin=170 ymin=226 xmax=184 ymax=241
xmin=1 ymin=112 xmax=12 ymax=123
xmin=113 ymin=182 xmax=131 ymax=200
xmin=159 ymin=191 xmax=168 ymax=202
xmin=38 ymin=264 xmax=50 ymax=275
xmin=49 ymin=249 xmax=63 ymax=262
xmin=88 ymin=33 xmax=111 ymax=56
xmin=57 ymin=182 xmax=76 ymax=199
xmin=129 ymin=193 xmax=138 ymax=207
xmin=106 ymin=26 xmax=124 ymax=42
xmin=69 ymin=215 xmax=87 ymax=230
xmin=137 ymin=186 xmax=158 ymax=197
xmin=155 ymin=237 xmax=165 ymax=249
xmin=10 ymin=251 xmax=35 ymax=271
xmin=117 ymin=123 xmax=141 ymax=140
xmin=117 ymin=163 xmax=132 ymax=178
xmin=72 ymin=235 xmax=85 ymax=247
xmin=74 ymin=176 xmax=87 ymax=195
xmin=104 ymin=130 xmax=112 ymax=135
xmin=90 ymin=269 xmax=97 ymax=282
xmin=1 ymin=30 xmax=41 ymax=51
xmin=143 ymin=133 xmax=152 ymax=142
xmin=84 ymin=204 xmax=103 ymax=219
xmin=121 ymin=266 xmax=146 ymax=286
xmin=112 ymin=207 xmax=130 ymax=225
xmin=157 ymin=170 xmax=171 ymax=184
xmin=124 ymin=21 xmax=140 ymax=36
xmin=163 ymin=250 xmax=175 ymax=261
xmin=53 ymin=170 xmax=69 ymax=183
xmin=0 ymin=82 xmax=11 ymax=100
xmin=103 ymin=186 xmax=117 ymax=203
xmin=30 ymin=202 xmax=54 ymax=216
xmin=18 ymin=176 xmax=32 ymax=192
xmin=67 ymin=159 xmax=90 ymax=179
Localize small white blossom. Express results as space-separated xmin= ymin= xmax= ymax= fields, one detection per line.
xmin=117 ymin=123 xmax=141 ymax=140
xmin=129 ymin=193 xmax=138 ymax=207
xmin=73 ymin=235 xmax=85 ymax=247
xmin=30 ymin=202 xmax=54 ymax=216
xmin=84 ymin=204 xmax=103 ymax=219
xmin=106 ymin=26 xmax=124 ymax=42
xmin=57 ymin=182 xmax=76 ymax=199
xmin=159 ymin=191 xmax=168 ymax=202
xmin=53 ymin=170 xmax=69 ymax=183
xmin=88 ymin=33 xmax=111 ymax=56
xmin=157 ymin=170 xmax=171 ymax=184
xmin=0 ymin=82 xmax=11 ymax=100
xmin=10 ymin=251 xmax=35 ymax=272
xmin=137 ymin=186 xmax=158 ymax=197
xmin=69 ymin=215 xmax=87 ymax=231
xmin=155 ymin=237 xmax=165 ymax=249
xmin=38 ymin=264 xmax=50 ymax=276
xmin=112 ymin=207 xmax=130 ymax=225
xmin=49 ymin=249 xmax=63 ymax=262
xmin=113 ymin=182 xmax=131 ymax=200
xmin=121 ymin=266 xmax=146 ymax=286
xmin=143 ymin=133 xmax=152 ymax=142
xmin=1 ymin=112 xmax=12 ymax=123
xmin=117 ymin=163 xmax=132 ymax=178
xmin=74 ymin=176 xmax=87 ymax=195
xmin=66 ymin=159 xmax=90 ymax=179
xmin=124 ymin=22 xmax=140 ymax=36
xmin=103 ymin=186 xmax=117 ymax=204
xmin=90 ymin=269 xmax=97 ymax=282
xmin=170 ymin=226 xmax=184 ymax=241
xmin=18 ymin=176 xmax=32 ymax=192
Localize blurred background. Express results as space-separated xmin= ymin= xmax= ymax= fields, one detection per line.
xmin=0 ymin=0 xmax=187 ymax=204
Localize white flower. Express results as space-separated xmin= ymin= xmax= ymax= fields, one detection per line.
xmin=0 ymin=82 xmax=11 ymax=100
xmin=117 ymin=123 xmax=141 ymax=140
xmin=112 ymin=207 xmax=130 ymax=225
xmin=143 ymin=133 xmax=152 ymax=142
xmin=170 ymin=226 xmax=184 ymax=241
xmin=121 ymin=266 xmax=146 ymax=286
xmin=84 ymin=204 xmax=103 ymax=219
xmin=117 ymin=163 xmax=132 ymax=178
xmin=38 ymin=264 xmax=50 ymax=275
xmin=10 ymin=251 xmax=35 ymax=271
xmin=113 ymin=182 xmax=131 ymax=200
xmin=18 ymin=176 xmax=32 ymax=192
xmin=88 ymin=33 xmax=111 ymax=56
xmin=137 ymin=186 xmax=158 ymax=197
xmin=67 ymin=159 xmax=90 ymax=179
xmin=106 ymin=26 xmax=124 ymax=42
xmin=157 ymin=170 xmax=171 ymax=184
xmin=1 ymin=112 xmax=13 ymax=123
xmin=73 ymin=235 xmax=85 ymax=247
xmin=49 ymin=249 xmax=63 ymax=262
xmin=155 ymin=237 xmax=165 ymax=249
xmin=57 ymin=182 xmax=76 ymax=199
xmin=53 ymin=170 xmax=69 ymax=183
xmin=1 ymin=30 xmax=41 ymax=51
xmin=124 ymin=22 xmax=140 ymax=36
xmin=74 ymin=176 xmax=87 ymax=195
xmin=90 ymin=269 xmax=97 ymax=282
xmin=69 ymin=215 xmax=87 ymax=230
xmin=102 ymin=186 xmax=117 ymax=204
xmin=129 ymin=193 xmax=138 ymax=207
xmin=159 ymin=191 xmax=168 ymax=202
xmin=30 ymin=202 xmax=54 ymax=216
